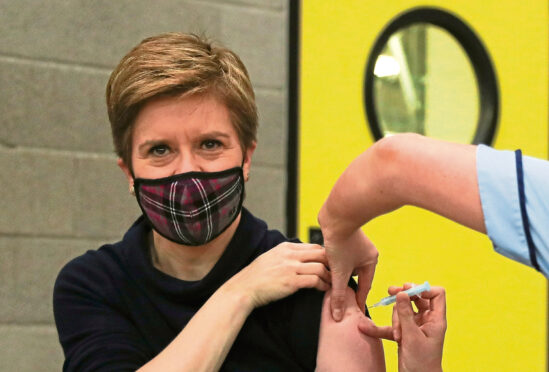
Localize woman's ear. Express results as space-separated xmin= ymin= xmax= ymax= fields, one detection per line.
xmin=243 ymin=141 xmax=256 ymax=182
xmin=117 ymin=158 xmax=134 ymax=192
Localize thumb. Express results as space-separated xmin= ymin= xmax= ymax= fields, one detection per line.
xmin=330 ymin=271 xmax=350 ymax=322
xmin=358 ymin=317 xmax=395 ymax=341
xmin=395 ymin=292 xmax=420 ymax=337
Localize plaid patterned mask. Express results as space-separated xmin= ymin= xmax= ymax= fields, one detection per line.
xmin=133 ymin=167 xmax=244 ymax=246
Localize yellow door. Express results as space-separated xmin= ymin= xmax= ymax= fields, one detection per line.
xmin=296 ymin=1 xmax=547 ymax=371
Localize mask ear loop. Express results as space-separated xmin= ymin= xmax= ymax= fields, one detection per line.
xmin=241 ymin=156 xmax=249 ymax=181
xmin=129 ymin=168 xmax=137 ymax=196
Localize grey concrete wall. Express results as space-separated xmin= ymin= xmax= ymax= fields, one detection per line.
xmin=0 ymin=0 xmax=289 ymax=370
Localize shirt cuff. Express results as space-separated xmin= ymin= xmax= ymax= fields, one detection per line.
xmin=476 ymin=145 xmax=532 ymax=267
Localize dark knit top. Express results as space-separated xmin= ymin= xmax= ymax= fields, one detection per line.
xmin=53 ymin=208 xmax=324 ymax=371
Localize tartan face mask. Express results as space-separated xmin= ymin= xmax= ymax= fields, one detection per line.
xmin=133 ymin=167 xmax=244 ymax=246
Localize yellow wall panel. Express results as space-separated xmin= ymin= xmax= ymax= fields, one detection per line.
xmin=299 ymin=1 xmax=547 ymax=371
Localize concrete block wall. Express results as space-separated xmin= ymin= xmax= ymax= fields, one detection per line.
xmin=0 ymin=1 xmax=289 ymax=370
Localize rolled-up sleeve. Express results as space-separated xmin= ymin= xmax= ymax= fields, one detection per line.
xmin=477 ymin=144 xmax=549 ymax=277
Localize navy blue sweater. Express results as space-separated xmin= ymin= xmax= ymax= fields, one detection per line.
xmin=53 ymin=208 xmax=323 ymax=371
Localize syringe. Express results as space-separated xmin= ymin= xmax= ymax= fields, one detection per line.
xmin=368 ymin=281 xmax=431 ymax=308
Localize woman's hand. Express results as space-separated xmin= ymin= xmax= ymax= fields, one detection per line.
xmin=322 ymin=228 xmax=378 ymax=321
xmin=229 ymin=242 xmax=331 ymax=309
xmin=358 ymin=284 xmax=447 ymax=372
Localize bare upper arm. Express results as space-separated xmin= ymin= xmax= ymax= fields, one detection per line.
xmin=316 ymin=288 xmax=386 ymax=372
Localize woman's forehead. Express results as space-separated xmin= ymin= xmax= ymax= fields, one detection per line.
xmin=132 ymin=94 xmax=237 ymax=138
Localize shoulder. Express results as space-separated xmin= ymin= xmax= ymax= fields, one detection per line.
xmin=53 ymin=239 xmax=153 ymax=370
xmin=53 ymin=243 xmax=125 ymax=304
xmin=54 ymin=217 xmax=147 ymax=302
xmin=56 ymin=244 xmax=120 ymax=278
xmin=259 ymin=228 xmax=290 ymax=252
xmin=240 ymin=208 xmax=292 ymax=253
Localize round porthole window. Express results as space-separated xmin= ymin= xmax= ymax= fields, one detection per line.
xmin=364 ymin=7 xmax=499 ymax=144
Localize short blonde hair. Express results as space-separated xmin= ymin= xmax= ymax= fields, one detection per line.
xmin=106 ymin=32 xmax=258 ymax=170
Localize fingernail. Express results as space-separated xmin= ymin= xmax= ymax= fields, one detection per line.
xmin=333 ymin=309 xmax=342 ymax=321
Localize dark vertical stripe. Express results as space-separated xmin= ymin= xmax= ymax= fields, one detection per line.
xmin=286 ymin=0 xmax=300 ymax=238
xmin=515 ymin=149 xmax=541 ymax=272
xmin=546 ymin=6 xmax=549 ymax=370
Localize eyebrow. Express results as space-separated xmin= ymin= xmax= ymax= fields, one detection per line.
xmin=137 ymin=140 xmax=165 ymax=153
xmin=196 ymin=131 xmax=231 ymax=140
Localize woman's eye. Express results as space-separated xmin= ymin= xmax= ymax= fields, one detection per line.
xmin=201 ymin=139 xmax=222 ymax=150
xmin=149 ymin=145 xmax=170 ymax=156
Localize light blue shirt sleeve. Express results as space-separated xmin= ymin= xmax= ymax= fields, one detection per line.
xmin=477 ymin=144 xmax=549 ymax=277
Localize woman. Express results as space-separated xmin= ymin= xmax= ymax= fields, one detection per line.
xmin=53 ymin=33 xmax=385 ymax=371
